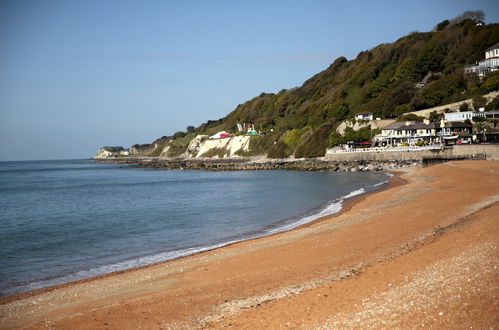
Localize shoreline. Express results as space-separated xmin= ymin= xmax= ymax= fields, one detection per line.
xmin=0 ymin=170 xmax=397 ymax=302
xmin=1 ymin=161 xmax=497 ymax=329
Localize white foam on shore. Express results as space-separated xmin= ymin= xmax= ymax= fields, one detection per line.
xmin=7 ymin=174 xmax=392 ymax=297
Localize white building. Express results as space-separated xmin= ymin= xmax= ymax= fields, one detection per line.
xmin=355 ymin=112 xmax=373 ymax=121
xmin=465 ymin=42 xmax=499 ymax=76
xmin=445 ymin=111 xmax=499 ymax=121
xmin=444 ymin=111 xmax=475 ymax=121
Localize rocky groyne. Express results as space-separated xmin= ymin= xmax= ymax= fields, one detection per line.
xmin=95 ymin=157 xmax=418 ymax=172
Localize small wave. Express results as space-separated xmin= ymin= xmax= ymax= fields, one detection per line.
xmin=372 ymin=180 xmax=388 ymax=187
xmin=342 ymin=188 xmax=366 ymax=199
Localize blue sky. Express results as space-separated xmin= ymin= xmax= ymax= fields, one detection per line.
xmin=1 ymin=0 xmax=498 ymax=160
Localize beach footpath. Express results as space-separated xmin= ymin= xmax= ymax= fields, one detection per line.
xmin=1 ymin=161 xmax=498 ymax=329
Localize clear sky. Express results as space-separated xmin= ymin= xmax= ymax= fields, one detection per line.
xmin=1 ymin=0 xmax=498 ymax=161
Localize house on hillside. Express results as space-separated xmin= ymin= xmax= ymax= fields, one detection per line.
xmin=465 ymin=42 xmax=499 ymax=76
xmin=355 ymin=112 xmax=373 ymax=121
xmin=374 ymin=119 xmax=473 ymax=146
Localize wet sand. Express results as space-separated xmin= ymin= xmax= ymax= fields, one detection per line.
xmin=1 ymin=160 xmax=498 ymax=329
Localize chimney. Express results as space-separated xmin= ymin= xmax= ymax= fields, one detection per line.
xmin=423 ymin=118 xmax=430 ymax=125
xmin=405 ymin=121 xmax=411 ymax=126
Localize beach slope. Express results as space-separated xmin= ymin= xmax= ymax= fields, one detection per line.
xmin=1 ymin=161 xmax=498 ymax=329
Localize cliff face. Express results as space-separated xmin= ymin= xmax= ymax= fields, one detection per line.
xmin=94 ymin=146 xmax=126 ymax=159
xmin=182 ymin=135 xmax=252 ymax=158
xmin=96 ymin=17 xmax=499 ymax=159
xmin=93 ymin=136 xmax=252 ymax=159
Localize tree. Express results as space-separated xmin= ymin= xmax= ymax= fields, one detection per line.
xmin=173 ymin=131 xmax=186 ymax=138
xmin=328 ymin=131 xmax=344 ymax=147
xmin=396 ymin=114 xmax=425 ymax=122
xmin=434 ymin=19 xmax=450 ymax=31
xmin=326 ymin=102 xmax=350 ymax=121
xmin=485 ymin=96 xmax=499 ymax=111
xmin=382 ymin=82 xmax=416 ymax=117
xmin=459 ymin=102 xmax=469 ymax=112
xmin=186 ymin=126 xmax=195 ymax=133
xmin=472 ymin=95 xmax=487 ymax=110
xmin=429 ymin=111 xmax=444 ymax=122
xmin=450 ymin=10 xmax=485 ymax=24
xmin=482 ymin=72 xmax=499 ymax=93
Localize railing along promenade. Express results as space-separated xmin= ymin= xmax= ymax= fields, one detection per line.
xmin=326 ymin=145 xmax=443 ymax=154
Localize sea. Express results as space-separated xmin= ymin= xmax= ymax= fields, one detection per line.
xmin=0 ymin=159 xmax=389 ymax=297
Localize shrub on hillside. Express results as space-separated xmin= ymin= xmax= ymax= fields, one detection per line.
xmin=294 ymin=123 xmax=334 ymax=158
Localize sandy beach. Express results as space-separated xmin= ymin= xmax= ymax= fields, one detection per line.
xmin=1 ymin=160 xmax=498 ymax=329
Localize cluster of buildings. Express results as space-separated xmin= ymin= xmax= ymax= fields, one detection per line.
xmin=465 ymin=42 xmax=499 ymax=76
xmin=374 ymin=119 xmax=473 ymax=147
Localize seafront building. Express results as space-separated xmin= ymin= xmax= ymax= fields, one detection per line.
xmin=374 ymin=119 xmax=473 ymax=146
xmin=465 ymin=42 xmax=499 ymax=76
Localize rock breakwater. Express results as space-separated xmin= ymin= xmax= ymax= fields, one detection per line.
xmin=95 ymin=157 xmax=418 ymax=172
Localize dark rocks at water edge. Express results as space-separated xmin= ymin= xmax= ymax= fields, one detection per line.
xmin=95 ymin=157 xmax=418 ymax=172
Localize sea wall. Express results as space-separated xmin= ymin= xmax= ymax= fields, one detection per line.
xmin=325 ymin=145 xmax=499 ymax=161
xmin=452 ymin=144 xmax=499 ymax=160
xmin=325 ymin=148 xmax=451 ymax=161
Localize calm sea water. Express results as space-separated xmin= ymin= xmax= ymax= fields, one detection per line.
xmin=0 ymin=160 xmax=388 ymax=296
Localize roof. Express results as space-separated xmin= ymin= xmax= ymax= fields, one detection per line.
xmin=409 ymin=122 xmax=437 ymax=129
xmin=485 ymin=42 xmax=499 ymax=52
xmin=382 ymin=121 xmax=408 ymax=130
xmin=357 ymin=111 xmax=372 ymax=116
xmin=382 ymin=121 xmax=436 ymax=130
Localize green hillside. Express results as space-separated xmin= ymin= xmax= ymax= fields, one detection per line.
xmin=132 ymin=15 xmax=499 ymax=158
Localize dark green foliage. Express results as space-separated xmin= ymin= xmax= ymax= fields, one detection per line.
xmin=267 ymin=141 xmax=289 ymax=158
xmin=246 ymin=134 xmax=279 ymax=156
xmin=328 ymin=127 xmax=380 ymax=147
xmin=131 ymin=143 xmax=152 ymax=150
xmin=472 ymin=95 xmax=487 ymax=109
xmin=396 ymin=114 xmax=425 ymax=122
xmin=172 ymin=131 xmax=186 ymax=139
xmin=326 ymin=102 xmax=349 ymax=121
xmin=429 ymin=111 xmax=444 ymax=122
xmin=435 ymin=20 xmax=450 ymax=31
xmin=343 ymin=126 xmax=378 ymax=142
xmin=294 ymin=123 xmax=334 ymax=158
xmin=102 ymin=146 xmax=124 ymax=152
xmin=459 ymin=102 xmax=470 ymax=112
xmin=383 ymin=82 xmax=416 ymax=117
xmin=394 ymin=104 xmax=411 ymax=116
xmin=485 ymin=95 xmax=499 ymax=111
xmin=482 ymin=71 xmax=499 ymax=93
xmin=328 ymin=131 xmax=343 ymax=147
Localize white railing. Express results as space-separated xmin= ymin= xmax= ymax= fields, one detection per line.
xmin=326 ymin=145 xmax=443 ymax=154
